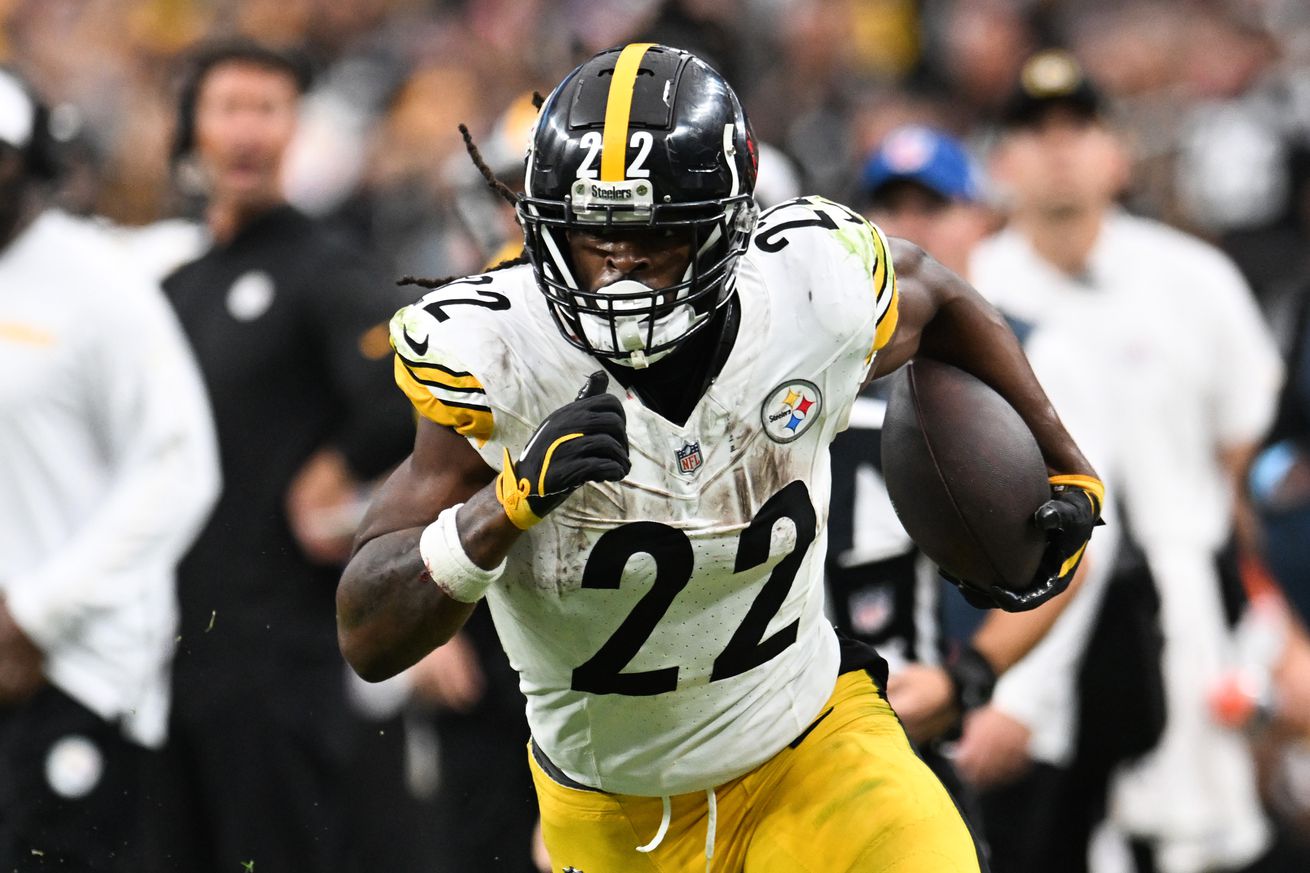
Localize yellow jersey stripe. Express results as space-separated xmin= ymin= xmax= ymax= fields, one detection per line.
xmin=394 ymin=357 xmax=494 ymax=445
xmin=600 ymin=43 xmax=655 ymax=181
xmin=398 ymin=357 xmax=486 ymax=393
xmin=872 ymin=277 xmax=900 ymax=353
xmin=869 ymin=224 xmax=889 ymax=302
xmin=865 ymin=222 xmax=899 ymax=358
xmin=0 ymin=322 xmax=55 ymax=346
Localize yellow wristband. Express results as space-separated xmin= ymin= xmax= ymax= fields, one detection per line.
xmin=1048 ymin=474 xmax=1105 ymax=513
xmin=496 ymin=448 xmax=542 ymax=530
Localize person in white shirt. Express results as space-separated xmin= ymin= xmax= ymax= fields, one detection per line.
xmin=967 ymin=51 xmax=1293 ymax=873
xmin=0 ymin=68 xmax=219 ymax=870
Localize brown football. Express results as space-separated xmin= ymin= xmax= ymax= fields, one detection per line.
xmin=880 ymin=359 xmax=1050 ymax=592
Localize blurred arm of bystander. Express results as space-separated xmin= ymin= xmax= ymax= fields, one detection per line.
xmin=288 ymin=254 xmax=414 ymax=564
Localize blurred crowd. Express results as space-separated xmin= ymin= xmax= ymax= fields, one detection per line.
xmin=3 ymin=0 xmax=1307 ymax=299
xmin=6 ymin=0 xmax=1310 ymax=872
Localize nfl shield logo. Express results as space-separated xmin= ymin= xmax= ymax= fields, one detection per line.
xmin=675 ymin=441 xmax=703 ymax=475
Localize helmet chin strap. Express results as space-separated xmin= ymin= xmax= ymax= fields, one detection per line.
xmin=576 ymin=279 xmax=705 ymax=370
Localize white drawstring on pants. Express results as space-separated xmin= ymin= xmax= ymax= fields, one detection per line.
xmin=635 ymin=788 xmax=718 ymax=873
xmin=704 ymin=787 xmax=717 ymax=872
xmin=635 ymin=795 xmax=672 ymax=854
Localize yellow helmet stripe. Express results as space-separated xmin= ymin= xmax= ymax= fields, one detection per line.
xmin=600 ymin=43 xmax=655 ymax=182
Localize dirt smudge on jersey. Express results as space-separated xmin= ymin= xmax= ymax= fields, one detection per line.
xmin=749 ymin=443 xmax=796 ymax=506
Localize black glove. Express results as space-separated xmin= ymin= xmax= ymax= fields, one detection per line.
xmin=496 ymin=371 xmax=630 ymax=529
xmin=944 ymin=474 xmax=1105 ymax=612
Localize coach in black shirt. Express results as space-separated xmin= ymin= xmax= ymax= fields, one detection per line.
xmin=154 ymin=41 xmax=412 ymax=873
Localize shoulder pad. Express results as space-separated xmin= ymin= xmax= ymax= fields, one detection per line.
xmin=752 ymin=196 xmax=899 ymax=356
xmin=389 ymin=279 xmax=507 ymax=445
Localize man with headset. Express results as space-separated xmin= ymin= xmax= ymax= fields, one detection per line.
xmin=155 ymin=40 xmax=413 ymax=873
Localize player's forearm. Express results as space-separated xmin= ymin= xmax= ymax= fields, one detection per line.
xmin=456 ymin=483 xmax=527 ymax=568
xmin=337 ymin=526 xmax=474 ymax=681
xmin=337 ymin=485 xmax=521 ymax=681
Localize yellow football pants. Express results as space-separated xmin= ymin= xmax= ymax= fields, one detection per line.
xmin=531 ymin=670 xmax=983 ymax=873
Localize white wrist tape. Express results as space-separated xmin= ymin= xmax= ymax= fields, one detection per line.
xmin=418 ymin=504 xmax=505 ymax=603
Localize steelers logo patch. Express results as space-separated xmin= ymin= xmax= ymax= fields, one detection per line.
xmin=761 ymin=380 xmax=823 ymax=443
xmin=226 ymin=270 xmax=276 ymax=322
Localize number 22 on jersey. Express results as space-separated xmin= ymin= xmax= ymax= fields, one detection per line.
xmin=571 ymin=481 xmax=816 ymax=696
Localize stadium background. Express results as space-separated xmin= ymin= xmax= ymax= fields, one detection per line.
xmin=6 ymin=0 xmax=1310 ymax=871
xmin=6 ymin=0 xmax=1309 ymax=308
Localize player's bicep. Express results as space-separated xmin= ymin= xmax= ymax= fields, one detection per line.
xmin=352 ymin=418 xmax=496 ymax=551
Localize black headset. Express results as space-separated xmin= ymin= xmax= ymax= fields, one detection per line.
xmin=171 ymin=39 xmax=312 ymax=164
xmin=0 ymin=67 xmax=60 ymax=181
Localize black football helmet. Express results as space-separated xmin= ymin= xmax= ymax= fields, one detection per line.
xmin=518 ymin=44 xmax=759 ymax=368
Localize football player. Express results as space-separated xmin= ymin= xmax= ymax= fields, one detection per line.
xmin=338 ymin=44 xmax=1102 ymax=872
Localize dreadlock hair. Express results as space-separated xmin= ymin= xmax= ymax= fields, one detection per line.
xmin=397 ymin=122 xmax=529 ymax=291
xmin=459 ymin=122 xmax=517 ymax=208
xmin=396 ymin=247 xmax=527 ymax=290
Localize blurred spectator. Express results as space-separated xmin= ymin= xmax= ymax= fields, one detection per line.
xmin=928 ymin=0 xmax=1037 ymax=125
xmin=149 ymin=39 xmax=413 ymax=873
xmin=1255 ymin=284 xmax=1310 ymax=624
xmin=970 ymin=50 xmax=1292 ymax=873
xmin=857 ymin=123 xmax=995 ymax=273
xmin=0 ymin=67 xmax=219 ymax=870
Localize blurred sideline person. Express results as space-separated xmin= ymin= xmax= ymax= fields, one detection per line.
xmin=858 ymin=125 xmax=996 ymax=276
xmin=969 ymin=51 xmax=1295 ymax=873
xmin=832 ymin=124 xmax=1115 ymax=842
xmin=0 ymin=68 xmax=219 ymax=870
xmin=338 ymin=44 xmax=1104 ymax=873
xmin=150 ymin=41 xmax=414 ymax=873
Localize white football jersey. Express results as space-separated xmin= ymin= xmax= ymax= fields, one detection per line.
xmin=391 ymin=196 xmax=898 ymax=795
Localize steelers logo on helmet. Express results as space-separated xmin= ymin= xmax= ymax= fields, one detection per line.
xmin=517 ymin=44 xmax=759 ymax=369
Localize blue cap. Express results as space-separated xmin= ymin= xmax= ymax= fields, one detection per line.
xmin=860 ymin=126 xmax=980 ymax=203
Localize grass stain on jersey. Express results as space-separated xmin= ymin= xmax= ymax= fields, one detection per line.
xmin=833 ymin=223 xmax=878 ymax=279
xmin=813 ymin=776 xmax=885 ymax=828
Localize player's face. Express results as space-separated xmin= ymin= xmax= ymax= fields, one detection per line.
xmin=566 ymin=227 xmax=695 ymax=294
xmin=992 ymin=108 xmax=1127 ymax=217
xmin=193 ymin=62 xmax=299 ymax=207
